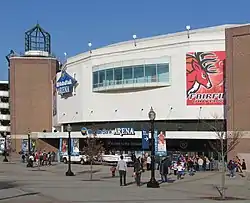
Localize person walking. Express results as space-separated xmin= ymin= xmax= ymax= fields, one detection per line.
xmin=117 ymin=155 xmax=127 ymax=186
xmin=146 ymin=156 xmax=151 ymax=171
xmin=198 ymin=157 xmax=204 ymax=171
xmin=227 ymin=160 xmax=237 ymax=178
xmin=160 ymin=157 xmax=169 ymax=182
xmin=241 ymin=159 xmax=247 ymax=177
xmin=134 ymin=158 xmax=143 ymax=186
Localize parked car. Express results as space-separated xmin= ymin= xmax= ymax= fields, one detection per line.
xmin=62 ymin=153 xmax=87 ymax=165
xmin=101 ymin=154 xmax=133 ymax=166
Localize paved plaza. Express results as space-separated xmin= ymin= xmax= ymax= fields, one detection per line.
xmin=0 ymin=160 xmax=250 ymax=203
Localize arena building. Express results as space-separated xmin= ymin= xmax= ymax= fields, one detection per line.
xmin=32 ymin=24 xmax=244 ymax=157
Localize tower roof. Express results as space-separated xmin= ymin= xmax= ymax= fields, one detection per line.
xmin=25 ymin=24 xmax=51 ymax=54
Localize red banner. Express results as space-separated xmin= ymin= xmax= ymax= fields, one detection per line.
xmin=186 ymin=51 xmax=225 ymax=105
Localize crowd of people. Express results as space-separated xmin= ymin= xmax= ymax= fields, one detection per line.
xmin=113 ymin=154 xmax=248 ymax=187
xmin=20 ymin=150 xmax=56 ymax=167
xmin=227 ymin=156 xmax=247 ymax=178
xmin=114 ymin=154 xmax=185 ymax=187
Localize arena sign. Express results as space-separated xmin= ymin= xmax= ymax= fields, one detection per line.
xmin=81 ymin=127 xmax=135 ymax=136
xmin=56 ymin=71 xmax=77 ymax=95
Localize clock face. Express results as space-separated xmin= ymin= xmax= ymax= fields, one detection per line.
xmin=180 ymin=141 xmax=188 ymax=149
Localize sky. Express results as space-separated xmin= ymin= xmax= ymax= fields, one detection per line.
xmin=0 ymin=0 xmax=249 ymax=80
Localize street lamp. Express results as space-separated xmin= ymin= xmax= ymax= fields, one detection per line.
xmin=147 ymin=107 xmax=160 ymax=188
xmin=3 ymin=132 xmax=8 ymax=162
xmin=27 ymin=129 xmax=31 ymax=155
xmin=65 ymin=124 xmax=74 ymax=176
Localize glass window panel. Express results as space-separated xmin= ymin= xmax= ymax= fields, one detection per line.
xmin=145 ymin=64 xmax=157 ymax=82
xmin=93 ymin=72 xmax=98 ymax=88
xmin=133 ymin=65 xmax=144 ymax=83
xmin=123 ymin=66 xmax=133 ymax=84
xmin=105 ymin=68 xmax=114 ymax=86
xmin=157 ymin=63 xmax=169 ymax=82
xmin=99 ymin=70 xmax=105 ymax=87
xmin=114 ymin=67 xmax=123 ymax=85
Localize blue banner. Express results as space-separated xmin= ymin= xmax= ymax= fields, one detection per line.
xmin=21 ymin=139 xmax=28 ymax=152
xmin=154 ymin=130 xmax=167 ymax=156
xmin=154 ymin=130 xmax=158 ymax=153
xmin=71 ymin=138 xmax=80 ymax=156
xmin=142 ymin=130 xmax=149 ymax=150
xmin=59 ymin=138 xmax=78 ymax=156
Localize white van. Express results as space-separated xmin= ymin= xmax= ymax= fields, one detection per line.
xmin=62 ymin=152 xmax=88 ymax=165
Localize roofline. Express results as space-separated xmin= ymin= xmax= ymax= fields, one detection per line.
xmin=68 ymin=23 xmax=247 ymax=63
xmin=9 ymin=56 xmax=57 ymax=60
xmin=0 ymin=81 xmax=8 ymax=84
xmin=106 ymin=24 xmax=247 ymax=48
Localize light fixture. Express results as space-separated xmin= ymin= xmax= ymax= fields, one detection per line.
xmin=88 ymin=42 xmax=92 ymax=53
xmin=133 ymin=34 xmax=137 ymax=47
xmin=185 ymin=25 xmax=191 ymax=39
xmin=148 ymin=107 xmax=156 ymax=121
xmin=66 ymin=124 xmax=72 ymax=132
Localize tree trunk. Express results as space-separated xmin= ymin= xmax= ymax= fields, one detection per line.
xmin=221 ymin=155 xmax=226 ymax=200
xmin=90 ymin=160 xmax=93 ymax=180
xmin=220 ymin=138 xmax=226 ymax=200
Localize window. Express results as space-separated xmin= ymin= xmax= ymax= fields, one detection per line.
xmin=99 ymin=70 xmax=105 ymax=87
xmin=106 ymin=68 xmax=114 ymax=86
xmin=92 ymin=61 xmax=170 ymax=90
xmin=0 ymin=84 xmax=8 ymax=91
xmin=93 ymin=72 xmax=98 ymax=88
xmin=123 ymin=66 xmax=133 ymax=84
xmin=145 ymin=64 xmax=156 ymax=82
xmin=133 ymin=65 xmax=144 ymax=83
xmin=114 ymin=68 xmax=123 ymax=85
xmin=1 ymin=97 xmax=8 ymax=103
xmin=157 ymin=63 xmax=169 ymax=82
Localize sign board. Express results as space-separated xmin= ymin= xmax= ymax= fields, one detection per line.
xmin=56 ymin=71 xmax=77 ymax=95
xmin=154 ymin=130 xmax=167 ymax=156
xmin=81 ymin=127 xmax=135 ymax=136
xmin=142 ymin=130 xmax=149 ymax=150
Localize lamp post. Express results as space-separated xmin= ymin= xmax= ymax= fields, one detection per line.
xmin=3 ymin=132 xmax=8 ymax=162
xmin=147 ymin=107 xmax=160 ymax=188
xmin=27 ymin=129 xmax=31 ymax=155
xmin=65 ymin=124 xmax=74 ymax=176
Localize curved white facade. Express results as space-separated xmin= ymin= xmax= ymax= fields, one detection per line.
xmin=56 ymin=25 xmax=240 ymax=125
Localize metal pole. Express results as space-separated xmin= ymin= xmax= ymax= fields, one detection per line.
xmin=65 ymin=129 xmax=74 ymax=176
xmin=28 ymin=133 xmax=31 ymax=155
xmin=151 ymin=120 xmax=155 ymax=179
xmin=147 ymin=120 xmax=159 ymax=188
xmin=68 ymin=131 xmax=72 ymax=171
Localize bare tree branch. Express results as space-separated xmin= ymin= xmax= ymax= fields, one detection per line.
xmin=82 ymin=129 xmax=104 ymax=180
xmin=201 ymin=114 xmax=243 ymax=158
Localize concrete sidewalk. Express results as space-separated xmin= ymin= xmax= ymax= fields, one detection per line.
xmin=0 ymin=162 xmax=250 ymax=202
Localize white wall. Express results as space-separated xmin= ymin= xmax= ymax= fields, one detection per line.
xmin=57 ymin=25 xmax=230 ymax=124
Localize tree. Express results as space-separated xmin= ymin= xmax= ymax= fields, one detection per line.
xmin=82 ymin=132 xmax=104 ymax=180
xmin=203 ymin=115 xmax=243 ymax=200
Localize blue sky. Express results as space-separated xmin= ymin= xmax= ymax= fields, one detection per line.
xmin=0 ymin=0 xmax=249 ymax=80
